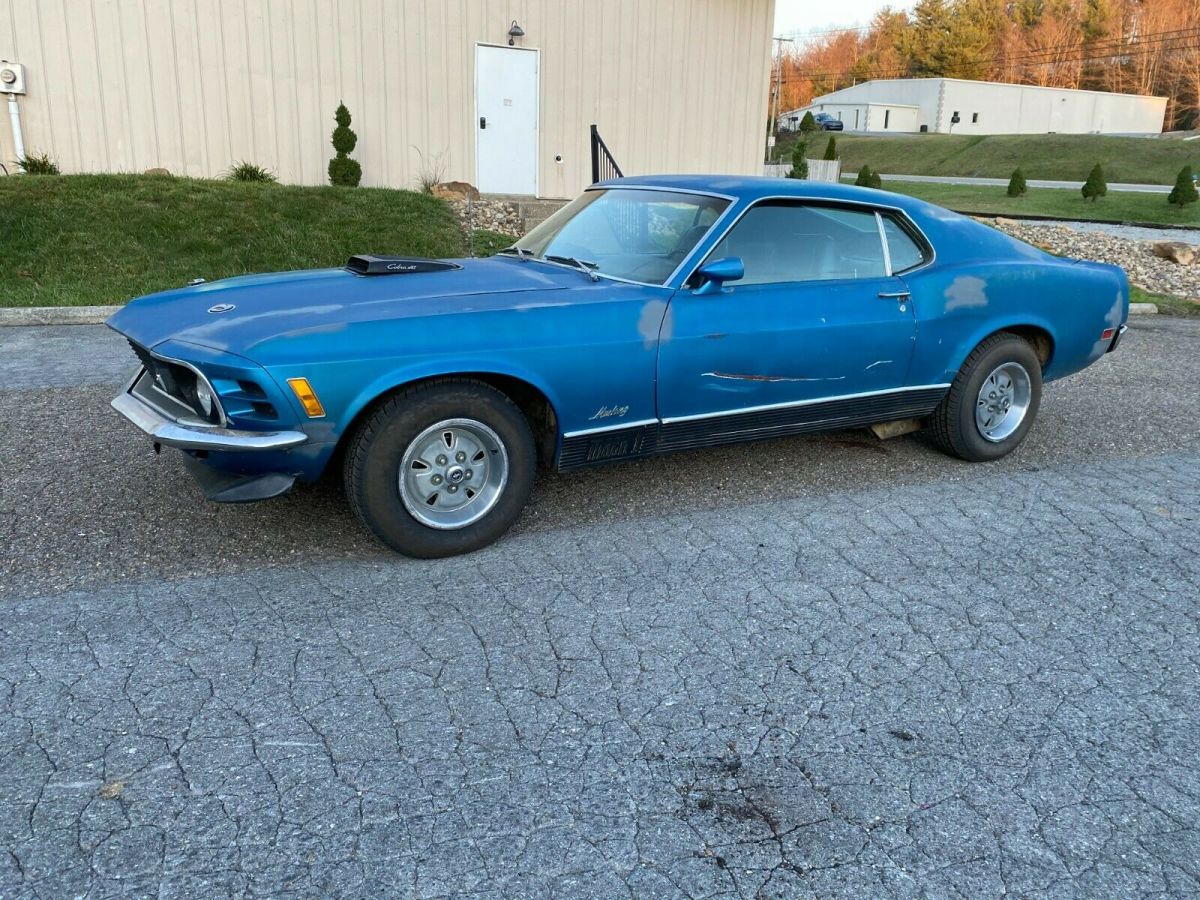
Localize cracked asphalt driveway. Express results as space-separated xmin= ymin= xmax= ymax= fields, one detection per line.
xmin=1 ymin=320 xmax=1199 ymax=897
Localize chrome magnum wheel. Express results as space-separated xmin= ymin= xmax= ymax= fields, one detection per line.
xmin=399 ymin=418 xmax=509 ymax=529
xmin=975 ymin=362 xmax=1032 ymax=443
xmin=928 ymin=332 xmax=1043 ymax=462
xmin=344 ymin=380 xmax=536 ymax=558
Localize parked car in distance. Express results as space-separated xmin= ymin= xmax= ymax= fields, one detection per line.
xmin=108 ymin=176 xmax=1129 ymax=557
xmin=813 ymin=112 xmax=844 ymax=131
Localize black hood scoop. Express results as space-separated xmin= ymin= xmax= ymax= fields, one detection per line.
xmin=346 ymin=255 xmax=463 ymax=276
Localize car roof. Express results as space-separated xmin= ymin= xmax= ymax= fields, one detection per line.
xmin=595 ymin=174 xmax=934 ymax=218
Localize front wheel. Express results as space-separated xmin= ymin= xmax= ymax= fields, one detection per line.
xmin=927 ymin=333 xmax=1043 ymax=462
xmin=344 ymin=380 xmax=536 ymax=557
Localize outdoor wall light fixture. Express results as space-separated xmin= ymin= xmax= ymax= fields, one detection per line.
xmin=507 ymin=20 xmax=524 ymax=45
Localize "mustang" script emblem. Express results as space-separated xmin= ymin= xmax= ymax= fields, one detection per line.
xmin=589 ymin=404 xmax=629 ymax=421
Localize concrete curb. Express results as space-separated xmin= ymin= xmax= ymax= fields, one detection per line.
xmin=0 ymin=306 xmax=121 ymax=327
xmin=1129 ymin=302 xmax=1159 ymax=315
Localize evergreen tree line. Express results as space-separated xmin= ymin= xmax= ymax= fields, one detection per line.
xmin=776 ymin=0 xmax=1200 ymax=130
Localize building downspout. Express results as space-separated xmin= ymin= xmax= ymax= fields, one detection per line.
xmin=7 ymin=93 xmax=24 ymax=161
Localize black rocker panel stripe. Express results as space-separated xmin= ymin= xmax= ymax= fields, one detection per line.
xmin=557 ymin=386 xmax=948 ymax=472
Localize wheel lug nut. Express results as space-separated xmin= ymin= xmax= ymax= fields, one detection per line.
xmin=431 ymin=474 xmax=443 ymax=485
xmin=436 ymin=455 xmax=447 ymax=465
xmin=448 ymin=485 xmax=458 ymax=493
xmin=465 ymin=469 xmax=473 ymax=479
xmin=455 ymin=451 xmax=466 ymax=462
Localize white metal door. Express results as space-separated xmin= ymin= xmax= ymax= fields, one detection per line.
xmin=475 ymin=45 xmax=538 ymax=195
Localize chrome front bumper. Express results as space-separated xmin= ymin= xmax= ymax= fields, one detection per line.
xmin=111 ymin=387 xmax=308 ymax=452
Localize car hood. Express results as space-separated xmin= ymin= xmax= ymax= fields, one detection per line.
xmin=107 ymin=257 xmax=589 ymax=355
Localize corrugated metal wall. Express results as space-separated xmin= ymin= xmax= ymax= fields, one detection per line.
xmin=0 ymin=0 xmax=774 ymax=197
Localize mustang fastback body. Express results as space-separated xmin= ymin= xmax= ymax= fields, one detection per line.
xmin=109 ymin=175 xmax=1128 ymax=555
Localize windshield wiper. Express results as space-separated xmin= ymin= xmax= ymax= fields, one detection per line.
xmin=545 ymin=254 xmax=600 ymax=281
xmin=498 ymin=246 xmax=533 ymax=261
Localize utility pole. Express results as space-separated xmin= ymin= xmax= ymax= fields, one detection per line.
xmin=766 ymin=36 xmax=794 ymax=164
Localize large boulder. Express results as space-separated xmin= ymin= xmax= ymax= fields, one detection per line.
xmin=1152 ymin=241 xmax=1196 ymax=266
xmin=432 ymin=181 xmax=481 ymax=201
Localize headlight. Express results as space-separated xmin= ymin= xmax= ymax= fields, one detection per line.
xmin=195 ymin=379 xmax=215 ymax=418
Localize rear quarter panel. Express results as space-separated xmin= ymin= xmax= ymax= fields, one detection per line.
xmin=901 ymin=209 xmax=1128 ymax=385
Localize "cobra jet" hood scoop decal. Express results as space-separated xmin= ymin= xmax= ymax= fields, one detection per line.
xmin=345 ymin=255 xmax=463 ymax=276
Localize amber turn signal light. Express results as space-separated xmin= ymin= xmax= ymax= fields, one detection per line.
xmin=287 ymin=377 xmax=326 ymax=417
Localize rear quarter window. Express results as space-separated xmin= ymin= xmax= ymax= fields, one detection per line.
xmin=881 ymin=216 xmax=930 ymax=273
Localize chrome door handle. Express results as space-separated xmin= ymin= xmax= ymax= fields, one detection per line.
xmin=878 ymin=291 xmax=911 ymax=299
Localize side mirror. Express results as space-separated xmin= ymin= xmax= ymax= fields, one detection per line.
xmin=692 ymin=257 xmax=744 ymax=295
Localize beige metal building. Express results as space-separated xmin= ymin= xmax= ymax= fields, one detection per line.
xmin=0 ymin=0 xmax=774 ymax=199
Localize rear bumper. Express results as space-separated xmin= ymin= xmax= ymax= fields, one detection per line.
xmin=1107 ymin=323 xmax=1128 ymax=354
xmin=111 ymin=372 xmax=308 ymax=452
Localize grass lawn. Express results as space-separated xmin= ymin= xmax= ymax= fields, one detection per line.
xmin=1132 ymin=286 xmax=1200 ymax=317
xmin=776 ymin=133 xmax=1200 ymax=185
xmin=881 ymin=179 xmax=1200 ymax=227
xmin=0 ymin=174 xmax=467 ymax=307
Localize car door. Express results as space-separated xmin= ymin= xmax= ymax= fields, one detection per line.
xmin=656 ymin=200 xmax=924 ymax=443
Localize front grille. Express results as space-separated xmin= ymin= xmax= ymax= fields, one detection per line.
xmin=127 ymin=340 xmax=220 ymax=424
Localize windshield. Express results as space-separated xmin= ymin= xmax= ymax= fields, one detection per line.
xmin=510 ymin=188 xmax=729 ymax=285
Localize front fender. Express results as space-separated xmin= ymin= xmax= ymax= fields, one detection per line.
xmin=266 ymin=355 xmax=567 ymax=448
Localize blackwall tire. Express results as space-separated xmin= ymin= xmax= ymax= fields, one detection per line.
xmin=344 ymin=380 xmax=536 ymax=558
xmin=928 ymin=333 xmax=1043 ymax=462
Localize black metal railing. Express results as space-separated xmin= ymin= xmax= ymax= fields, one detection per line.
xmin=590 ymin=124 xmax=623 ymax=183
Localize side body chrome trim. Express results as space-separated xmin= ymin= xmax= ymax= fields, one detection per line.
xmin=557 ymin=383 xmax=952 ymax=472
xmin=562 ymin=417 xmax=660 ymax=439
xmin=659 ymin=383 xmax=952 ymax=425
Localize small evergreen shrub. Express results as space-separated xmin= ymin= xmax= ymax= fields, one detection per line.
xmin=1167 ymin=165 xmax=1198 ymax=209
xmin=1081 ymin=163 xmax=1107 ymax=202
xmin=1007 ymin=168 xmax=1027 ymax=197
xmin=799 ymin=111 xmax=819 ymax=134
xmin=789 ymin=141 xmax=808 ymax=179
xmin=854 ymin=165 xmax=873 ymax=187
xmin=227 ymin=161 xmax=277 ymax=183
xmin=328 ymin=103 xmax=362 ymax=187
xmin=17 ymin=152 xmax=60 ymax=175
xmin=823 ymin=136 xmax=838 ymax=161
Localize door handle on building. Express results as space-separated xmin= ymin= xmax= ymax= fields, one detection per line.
xmin=479 ymin=117 xmax=487 ymax=129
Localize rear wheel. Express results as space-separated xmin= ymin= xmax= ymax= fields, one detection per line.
xmin=344 ymin=380 xmax=536 ymax=557
xmin=927 ymin=333 xmax=1042 ymax=462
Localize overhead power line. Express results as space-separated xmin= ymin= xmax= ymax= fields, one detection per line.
xmin=779 ymin=25 xmax=1200 ymax=85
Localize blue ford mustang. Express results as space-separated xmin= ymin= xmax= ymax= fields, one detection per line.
xmin=109 ymin=176 xmax=1128 ymax=557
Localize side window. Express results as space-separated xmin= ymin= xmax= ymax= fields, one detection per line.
xmin=881 ymin=216 xmax=929 ymax=273
xmin=705 ymin=202 xmax=886 ymax=286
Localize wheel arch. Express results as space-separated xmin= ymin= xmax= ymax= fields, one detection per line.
xmin=948 ymin=321 xmax=1056 ymax=380
xmin=336 ymin=366 xmax=561 ymax=469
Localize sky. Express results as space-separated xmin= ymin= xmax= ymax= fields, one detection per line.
xmin=773 ymin=0 xmax=915 ymax=41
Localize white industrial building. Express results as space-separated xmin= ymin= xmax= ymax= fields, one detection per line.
xmin=782 ymin=78 xmax=1167 ymax=135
